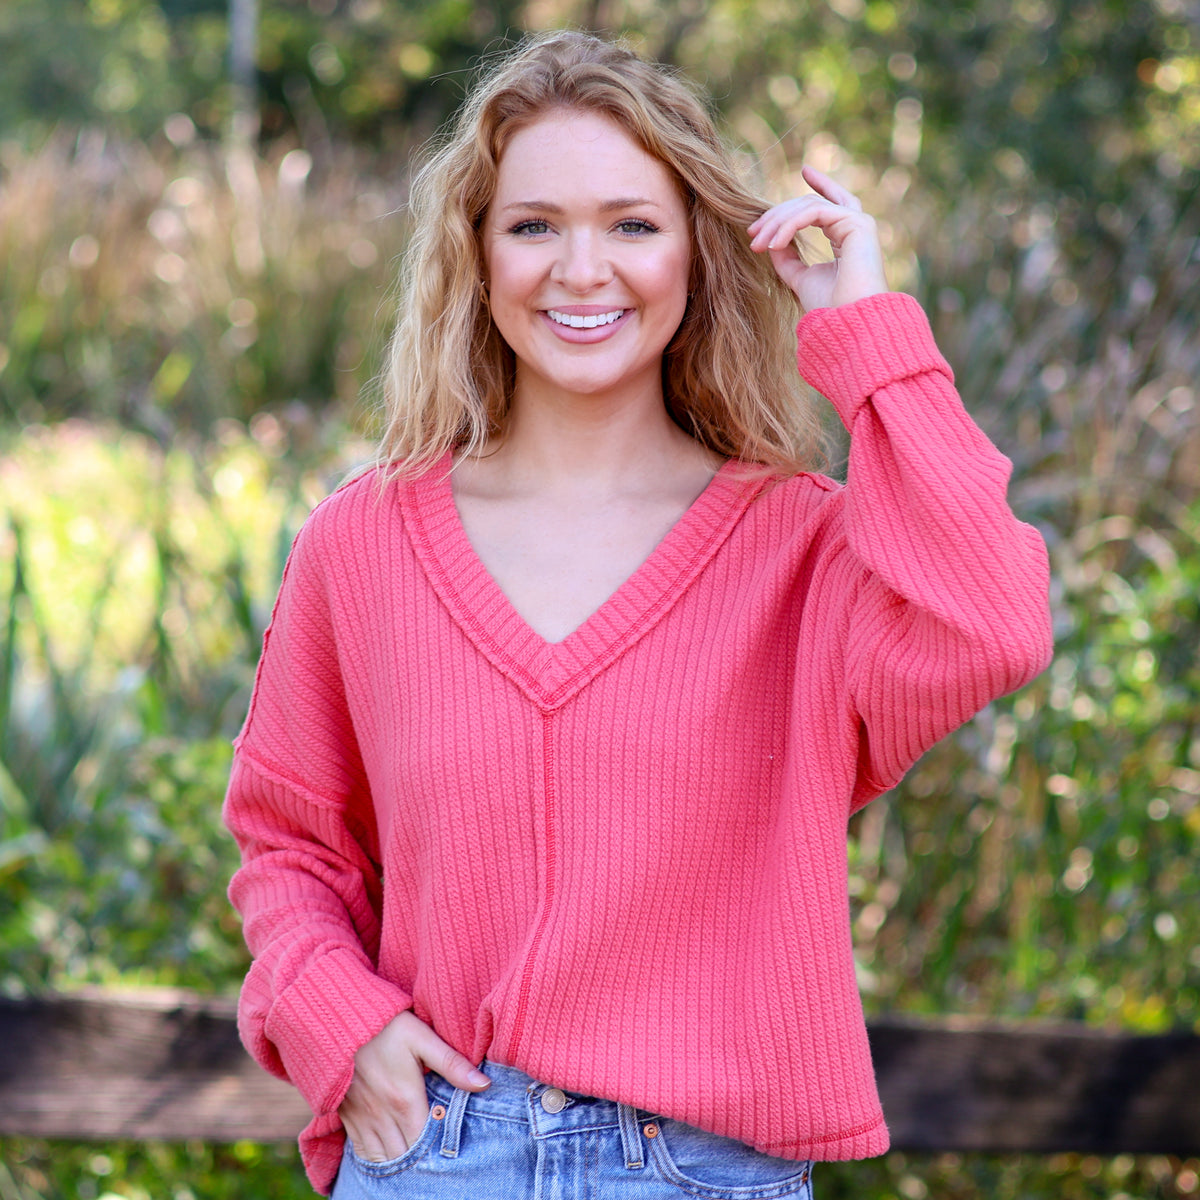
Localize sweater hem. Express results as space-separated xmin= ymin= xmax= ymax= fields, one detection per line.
xmin=759 ymin=1111 xmax=890 ymax=1161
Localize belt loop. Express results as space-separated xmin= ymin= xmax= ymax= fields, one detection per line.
xmin=617 ymin=1103 xmax=645 ymax=1169
xmin=439 ymin=1085 xmax=470 ymax=1158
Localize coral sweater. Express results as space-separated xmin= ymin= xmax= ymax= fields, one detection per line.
xmin=224 ymin=292 xmax=1052 ymax=1193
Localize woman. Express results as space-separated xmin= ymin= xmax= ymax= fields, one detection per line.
xmin=224 ymin=31 xmax=1052 ymax=1199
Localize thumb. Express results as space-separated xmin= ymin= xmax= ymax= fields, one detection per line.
xmin=415 ymin=1029 xmax=491 ymax=1092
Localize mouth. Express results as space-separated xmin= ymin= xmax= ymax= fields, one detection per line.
xmin=545 ymin=308 xmax=627 ymax=329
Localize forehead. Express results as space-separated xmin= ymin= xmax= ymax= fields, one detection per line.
xmin=492 ymin=109 xmax=684 ymax=206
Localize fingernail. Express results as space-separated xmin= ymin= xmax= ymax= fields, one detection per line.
xmin=469 ymin=1069 xmax=491 ymax=1088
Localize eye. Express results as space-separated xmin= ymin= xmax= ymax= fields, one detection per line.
xmin=509 ymin=219 xmax=550 ymax=236
xmin=614 ymin=218 xmax=660 ymax=236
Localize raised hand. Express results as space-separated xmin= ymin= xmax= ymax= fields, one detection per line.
xmin=747 ymin=165 xmax=889 ymax=312
xmin=338 ymin=1010 xmax=490 ymax=1162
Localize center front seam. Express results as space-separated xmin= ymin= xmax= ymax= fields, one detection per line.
xmin=506 ymin=710 xmax=560 ymax=1059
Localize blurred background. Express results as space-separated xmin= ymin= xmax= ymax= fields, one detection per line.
xmin=0 ymin=0 xmax=1197 ymax=1196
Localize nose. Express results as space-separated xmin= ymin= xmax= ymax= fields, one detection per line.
xmin=550 ymin=230 xmax=613 ymax=293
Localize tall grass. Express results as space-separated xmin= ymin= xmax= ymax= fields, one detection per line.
xmin=0 ymin=128 xmax=405 ymax=435
xmin=0 ymin=134 xmax=1197 ymax=1198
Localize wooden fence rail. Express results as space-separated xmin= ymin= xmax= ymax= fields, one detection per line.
xmin=1 ymin=990 xmax=1198 ymax=1154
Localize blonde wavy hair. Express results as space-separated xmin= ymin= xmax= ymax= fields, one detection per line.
xmin=376 ymin=30 xmax=824 ymax=476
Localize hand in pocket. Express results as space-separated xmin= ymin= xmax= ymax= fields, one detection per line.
xmin=338 ymin=1011 xmax=490 ymax=1162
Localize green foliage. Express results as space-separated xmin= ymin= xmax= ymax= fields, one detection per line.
xmin=0 ymin=0 xmax=221 ymax=143
xmin=0 ymin=1137 xmax=311 ymax=1199
xmin=0 ymin=429 xmax=327 ymax=1191
xmin=0 ymin=0 xmax=527 ymax=147
xmin=252 ymin=0 xmax=528 ymax=147
xmin=2 ymin=1145 xmax=1198 ymax=1200
xmin=2 ymin=0 xmax=1195 ymax=208
xmin=0 ymin=425 xmax=345 ymax=994
xmin=671 ymin=0 xmax=1197 ymax=212
xmin=816 ymin=1150 xmax=1200 ymax=1200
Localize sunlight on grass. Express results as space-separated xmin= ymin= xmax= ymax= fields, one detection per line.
xmin=1 ymin=422 xmax=298 ymax=690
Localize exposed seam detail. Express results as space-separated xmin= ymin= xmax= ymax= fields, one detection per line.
xmin=508 ymin=711 xmax=559 ymax=1055
xmin=760 ymin=1110 xmax=887 ymax=1149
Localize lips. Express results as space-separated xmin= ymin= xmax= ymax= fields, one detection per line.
xmin=546 ymin=308 xmax=626 ymax=329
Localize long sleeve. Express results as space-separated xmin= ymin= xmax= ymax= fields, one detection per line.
xmin=795 ymin=292 xmax=1053 ymax=807
xmin=223 ymin=514 xmax=411 ymax=1126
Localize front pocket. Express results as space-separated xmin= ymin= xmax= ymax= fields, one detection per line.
xmin=648 ymin=1118 xmax=813 ymax=1198
xmin=346 ymin=1110 xmax=439 ymax=1178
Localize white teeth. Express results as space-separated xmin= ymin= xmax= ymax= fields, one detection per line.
xmin=546 ymin=309 xmax=625 ymax=329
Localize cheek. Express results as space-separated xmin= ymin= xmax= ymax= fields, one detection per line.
xmin=487 ymin=250 xmax=545 ymax=311
xmin=645 ymin=246 xmax=692 ymax=314
xmin=656 ymin=238 xmax=692 ymax=290
xmin=482 ymin=258 xmax=536 ymax=351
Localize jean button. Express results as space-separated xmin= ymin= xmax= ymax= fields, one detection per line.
xmin=541 ymin=1087 xmax=567 ymax=1113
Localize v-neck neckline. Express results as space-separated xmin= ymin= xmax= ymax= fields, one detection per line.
xmin=400 ymin=453 xmax=764 ymax=710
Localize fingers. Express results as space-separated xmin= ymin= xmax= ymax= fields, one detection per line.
xmin=746 ymin=167 xmax=888 ymax=310
xmin=425 ymin=1042 xmax=493 ymax=1092
xmin=746 ymin=197 xmax=810 ymax=250
xmin=338 ymin=1012 xmax=490 ymax=1164
xmin=747 ymin=193 xmax=875 ymax=254
xmin=343 ymin=1113 xmax=416 ymax=1164
xmin=340 ymin=1024 xmax=429 ymax=1161
xmin=405 ymin=1014 xmax=491 ymax=1091
xmin=800 ymin=164 xmax=863 ymax=211
xmin=747 ymin=165 xmax=871 ymax=250
xmin=341 ymin=1094 xmax=422 ymax=1163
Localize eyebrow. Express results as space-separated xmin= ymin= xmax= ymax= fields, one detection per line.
xmin=499 ymin=197 xmax=663 ymax=214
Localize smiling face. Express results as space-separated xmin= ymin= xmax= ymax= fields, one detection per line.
xmin=481 ymin=108 xmax=692 ymax=411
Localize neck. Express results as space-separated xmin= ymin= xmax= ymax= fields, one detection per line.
xmin=475 ymin=370 xmax=712 ymax=494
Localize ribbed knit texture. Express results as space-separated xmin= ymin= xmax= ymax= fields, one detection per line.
xmin=224 ymin=292 xmax=1053 ymax=1193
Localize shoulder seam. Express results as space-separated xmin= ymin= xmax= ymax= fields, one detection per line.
xmin=233 ymin=743 xmax=349 ymax=814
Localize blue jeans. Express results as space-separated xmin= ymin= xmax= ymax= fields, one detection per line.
xmin=331 ymin=1061 xmax=814 ymax=1199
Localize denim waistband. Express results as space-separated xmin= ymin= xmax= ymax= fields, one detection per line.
xmin=427 ymin=1060 xmax=639 ymax=1126
xmin=424 ymin=1060 xmax=648 ymax=1165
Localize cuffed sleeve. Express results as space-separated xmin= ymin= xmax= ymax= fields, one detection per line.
xmin=223 ymin=515 xmax=410 ymax=1149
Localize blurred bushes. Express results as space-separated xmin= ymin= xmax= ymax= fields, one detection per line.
xmin=0 ymin=132 xmax=403 ymax=434
xmin=2 ymin=0 xmax=1195 ymax=194
xmin=3 ymin=0 xmax=1195 ymax=437
xmin=0 ymin=0 xmax=526 ymax=148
